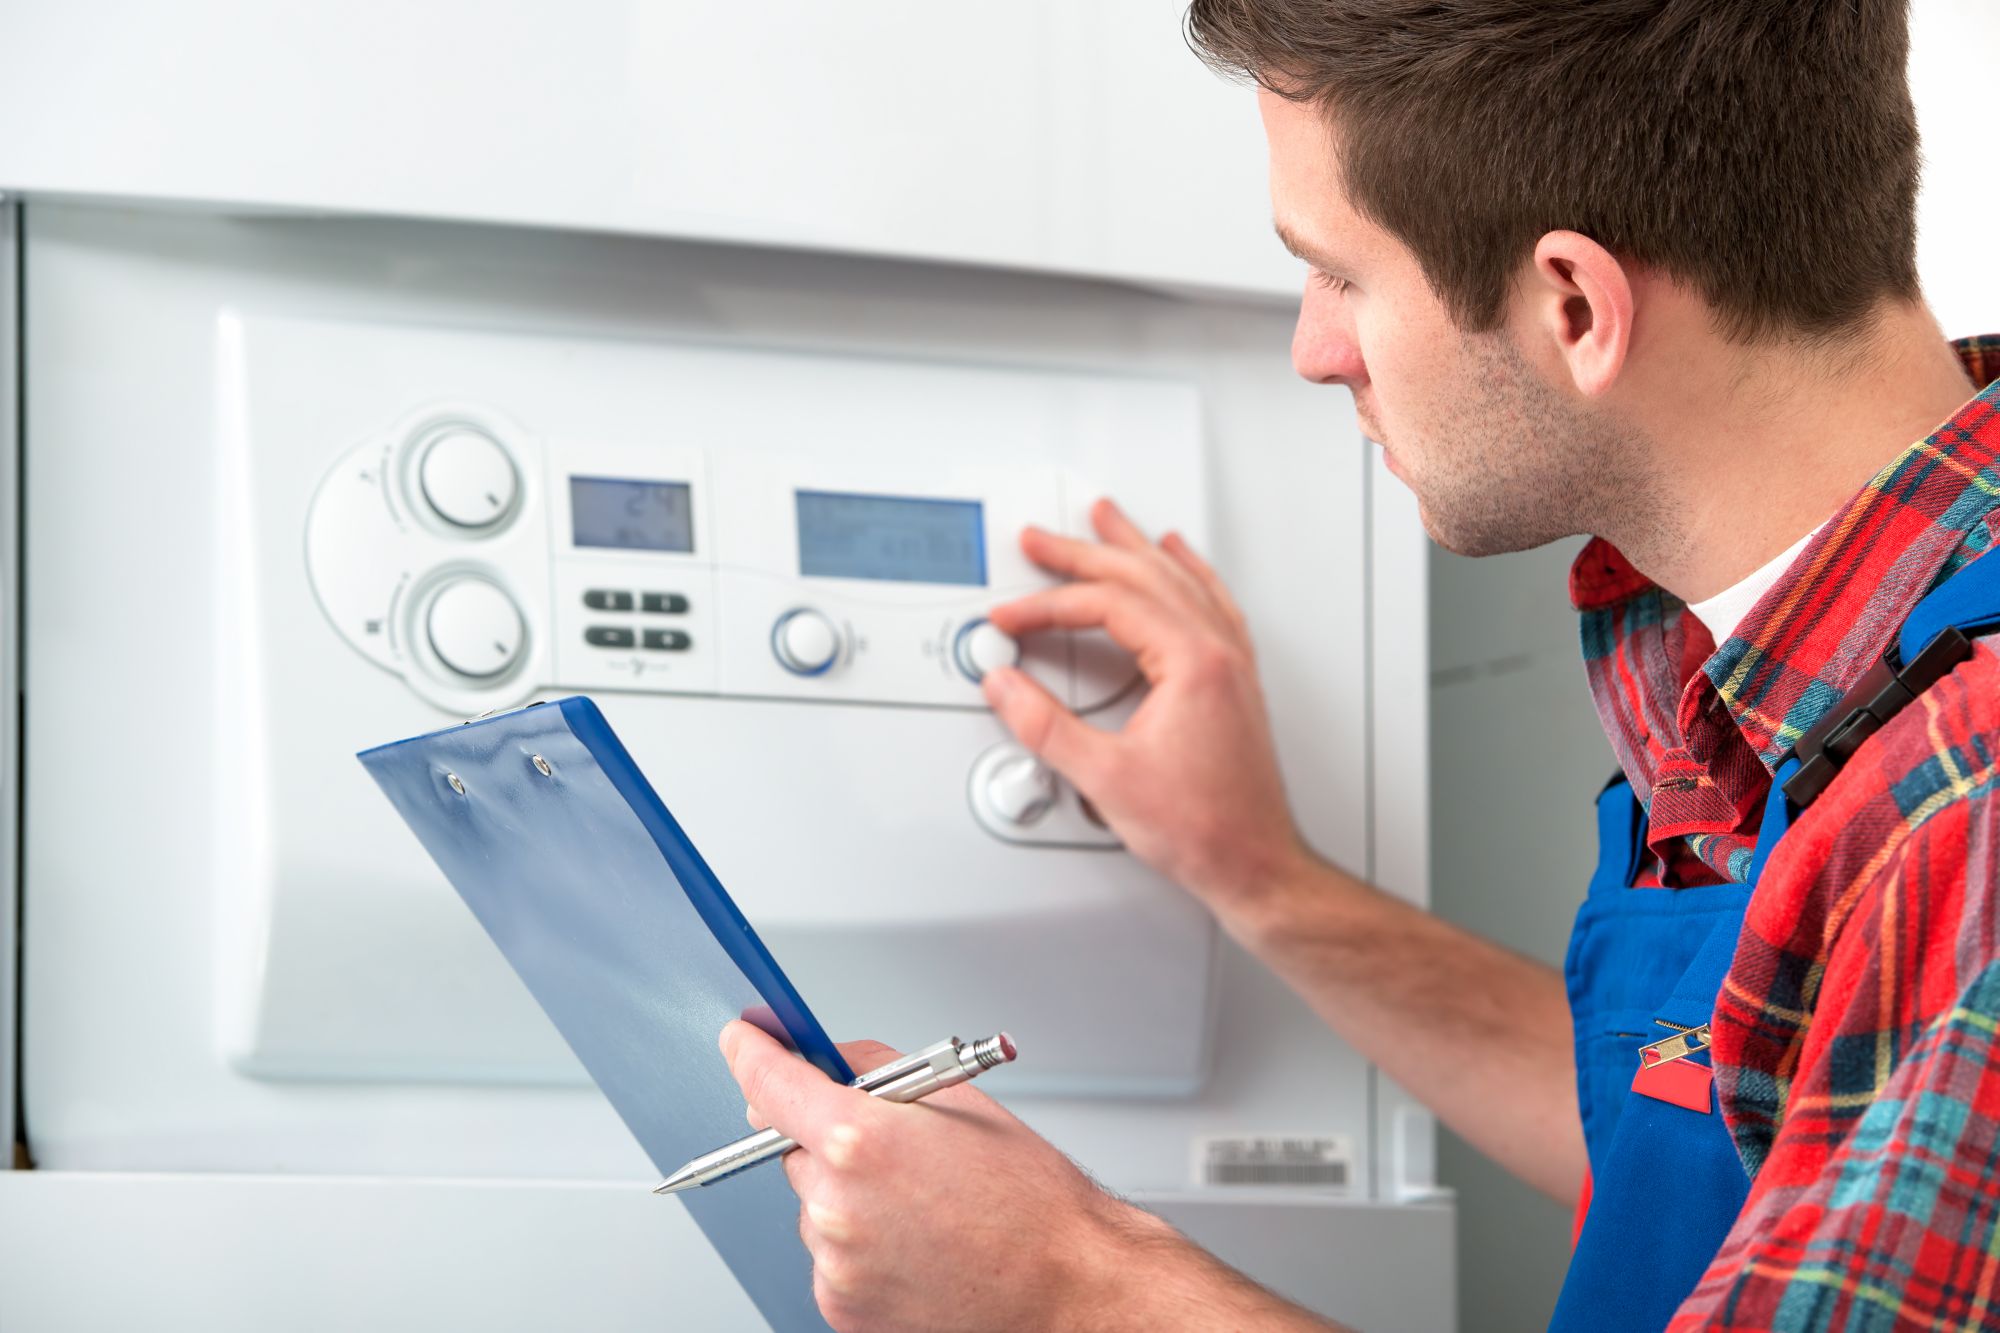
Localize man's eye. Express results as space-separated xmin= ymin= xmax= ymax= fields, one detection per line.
xmin=1311 ymin=269 xmax=1348 ymax=294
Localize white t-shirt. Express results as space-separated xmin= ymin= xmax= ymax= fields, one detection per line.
xmin=1688 ymin=523 xmax=1827 ymax=644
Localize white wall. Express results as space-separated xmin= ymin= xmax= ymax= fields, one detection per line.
xmin=1910 ymin=0 xmax=2000 ymax=339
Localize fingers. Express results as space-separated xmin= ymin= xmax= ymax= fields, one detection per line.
xmin=795 ymin=1195 xmax=855 ymax=1319
xmin=1017 ymin=497 xmax=1155 ymax=576
xmin=721 ymin=1021 xmax=868 ymax=1153
xmin=1006 ymin=500 xmax=1229 ymax=629
xmin=834 ymin=1039 xmax=904 ymax=1076
xmin=987 ymin=582 xmax=1182 ymax=661
xmin=784 ymin=1140 xmax=827 ymax=1202
xmin=1087 ymin=496 xmax=1153 ymax=553
xmin=1161 ymin=531 xmax=1247 ymax=633
xmin=982 ymin=666 xmax=1111 ymax=786
xmin=1014 ymin=526 xmax=1157 ymax=590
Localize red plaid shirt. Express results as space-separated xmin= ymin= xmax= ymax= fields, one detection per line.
xmin=1573 ymin=336 xmax=2000 ymax=1330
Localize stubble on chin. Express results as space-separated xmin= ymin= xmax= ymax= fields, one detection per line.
xmin=1395 ymin=334 xmax=1640 ymax=559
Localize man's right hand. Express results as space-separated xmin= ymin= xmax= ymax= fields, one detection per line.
xmin=987 ymin=498 xmax=1587 ymax=1205
xmin=983 ymin=498 xmax=1308 ymax=919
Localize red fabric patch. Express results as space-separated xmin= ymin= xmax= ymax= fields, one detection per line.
xmin=1572 ymin=1169 xmax=1594 ymax=1247
xmin=1633 ymin=1054 xmax=1714 ymax=1113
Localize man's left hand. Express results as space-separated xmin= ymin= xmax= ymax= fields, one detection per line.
xmin=718 ymin=1020 xmax=1137 ymax=1332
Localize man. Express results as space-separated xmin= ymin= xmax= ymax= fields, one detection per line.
xmin=722 ymin=1 xmax=2000 ymax=1327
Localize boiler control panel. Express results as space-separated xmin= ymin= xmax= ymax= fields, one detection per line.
xmin=304 ymin=340 xmax=1205 ymax=724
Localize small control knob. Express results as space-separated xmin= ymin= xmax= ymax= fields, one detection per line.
xmin=426 ymin=578 xmax=526 ymax=679
xmin=419 ymin=426 xmax=518 ymax=530
xmin=985 ymin=755 xmax=1059 ymax=826
xmin=772 ymin=608 xmax=842 ymax=676
xmin=952 ymin=618 xmax=1021 ymax=683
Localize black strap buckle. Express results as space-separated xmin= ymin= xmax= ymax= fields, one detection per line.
xmin=1781 ymin=625 xmax=1973 ymax=808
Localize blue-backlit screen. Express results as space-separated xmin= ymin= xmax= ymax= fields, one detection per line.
xmin=570 ymin=476 xmax=694 ymax=553
xmin=795 ymin=490 xmax=986 ymax=587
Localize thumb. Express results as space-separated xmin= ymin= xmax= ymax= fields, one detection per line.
xmin=982 ymin=666 xmax=1108 ymax=790
xmin=835 ymin=1038 xmax=905 ymax=1073
xmin=719 ymin=1020 xmax=854 ymax=1152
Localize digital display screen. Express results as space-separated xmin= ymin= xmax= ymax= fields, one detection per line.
xmin=570 ymin=476 xmax=695 ymax=553
xmin=795 ymin=490 xmax=986 ymax=586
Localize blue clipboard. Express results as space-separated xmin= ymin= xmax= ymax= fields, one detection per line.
xmin=359 ymin=696 xmax=851 ymax=1332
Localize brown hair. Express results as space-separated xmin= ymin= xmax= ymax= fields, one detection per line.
xmin=1186 ymin=0 xmax=1921 ymax=343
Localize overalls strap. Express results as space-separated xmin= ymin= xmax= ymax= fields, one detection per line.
xmin=1899 ymin=555 xmax=2000 ymax=657
xmin=1587 ymin=774 xmax=1648 ymax=900
xmin=1551 ymin=549 xmax=2000 ymax=1331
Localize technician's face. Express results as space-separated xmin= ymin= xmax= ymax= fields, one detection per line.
xmin=1259 ymin=91 xmax=1622 ymax=556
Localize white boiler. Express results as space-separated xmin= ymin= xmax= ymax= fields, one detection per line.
xmin=0 ymin=5 xmax=1451 ymax=1330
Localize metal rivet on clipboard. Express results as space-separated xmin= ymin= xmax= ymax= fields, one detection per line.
xmin=447 ymin=772 xmax=466 ymax=795
xmin=532 ymin=754 xmax=552 ymax=777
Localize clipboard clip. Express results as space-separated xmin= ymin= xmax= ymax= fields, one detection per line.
xmin=462 ymin=700 xmax=549 ymax=726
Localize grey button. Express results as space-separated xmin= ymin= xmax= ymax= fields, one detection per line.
xmin=583 ymin=590 xmax=635 ymax=612
xmin=641 ymin=592 xmax=690 ymax=614
xmin=643 ymin=629 xmax=693 ymax=652
xmin=585 ymin=626 xmax=637 ymax=648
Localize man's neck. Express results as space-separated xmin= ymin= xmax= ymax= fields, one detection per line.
xmin=1611 ymin=300 xmax=1978 ymax=605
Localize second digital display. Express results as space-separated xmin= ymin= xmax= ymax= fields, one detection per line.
xmin=795 ymin=490 xmax=987 ymax=587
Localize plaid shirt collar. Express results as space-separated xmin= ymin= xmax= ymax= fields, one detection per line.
xmin=1573 ymin=336 xmax=2000 ymax=885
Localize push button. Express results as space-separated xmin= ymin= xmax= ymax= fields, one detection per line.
xmin=585 ymin=626 xmax=637 ymax=649
xmin=584 ymin=590 xmax=634 ymax=612
xmin=643 ymin=629 xmax=693 ymax=652
xmin=642 ymin=592 xmax=690 ymax=614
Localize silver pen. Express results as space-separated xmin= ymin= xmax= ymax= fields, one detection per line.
xmin=654 ymin=1032 xmax=1017 ymax=1195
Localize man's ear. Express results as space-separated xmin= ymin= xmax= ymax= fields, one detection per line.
xmin=1528 ymin=230 xmax=1633 ymax=398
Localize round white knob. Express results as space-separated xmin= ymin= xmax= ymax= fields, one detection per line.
xmin=772 ymin=608 xmax=841 ymax=676
xmin=953 ymin=618 xmax=1021 ymax=683
xmin=426 ymin=578 xmax=526 ymax=679
xmin=986 ymin=754 xmax=1058 ymax=825
xmin=419 ymin=427 xmax=518 ymax=530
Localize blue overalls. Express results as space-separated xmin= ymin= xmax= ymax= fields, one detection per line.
xmin=1549 ymin=551 xmax=2000 ymax=1331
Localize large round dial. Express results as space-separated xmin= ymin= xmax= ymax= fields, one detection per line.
xmin=426 ymin=578 xmax=526 ymax=679
xmin=952 ymin=618 xmax=1021 ymax=683
xmin=771 ymin=608 xmax=842 ymax=676
xmin=418 ymin=426 xmax=518 ymax=531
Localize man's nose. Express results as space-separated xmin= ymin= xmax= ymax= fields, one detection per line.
xmin=1290 ymin=282 xmax=1365 ymax=387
